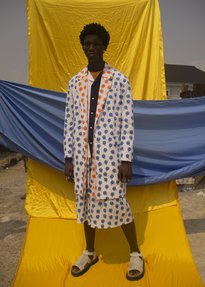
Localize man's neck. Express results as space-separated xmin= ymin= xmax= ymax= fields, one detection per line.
xmin=90 ymin=71 xmax=102 ymax=80
xmin=88 ymin=60 xmax=105 ymax=72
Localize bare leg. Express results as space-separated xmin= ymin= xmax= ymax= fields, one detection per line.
xmin=121 ymin=220 xmax=143 ymax=278
xmin=84 ymin=220 xmax=96 ymax=252
xmin=121 ymin=219 xmax=140 ymax=253
xmin=71 ymin=221 xmax=96 ymax=273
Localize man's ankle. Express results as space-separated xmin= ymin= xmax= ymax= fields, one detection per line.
xmin=86 ymin=248 xmax=95 ymax=253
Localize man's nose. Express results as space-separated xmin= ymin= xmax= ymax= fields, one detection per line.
xmin=88 ymin=44 xmax=95 ymax=51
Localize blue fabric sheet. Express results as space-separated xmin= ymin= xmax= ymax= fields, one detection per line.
xmin=1 ymin=80 xmax=205 ymax=185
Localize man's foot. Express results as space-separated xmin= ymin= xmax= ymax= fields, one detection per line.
xmin=126 ymin=251 xmax=144 ymax=281
xmin=71 ymin=250 xmax=99 ymax=277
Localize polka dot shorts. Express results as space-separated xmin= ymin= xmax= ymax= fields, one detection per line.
xmin=75 ymin=156 xmax=133 ymax=229
xmin=76 ymin=192 xmax=134 ymax=228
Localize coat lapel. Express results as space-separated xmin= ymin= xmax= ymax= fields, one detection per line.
xmin=77 ymin=66 xmax=88 ymax=120
xmin=76 ymin=66 xmax=89 ymax=193
xmin=77 ymin=63 xmax=114 ymax=129
xmin=94 ymin=63 xmax=113 ymax=127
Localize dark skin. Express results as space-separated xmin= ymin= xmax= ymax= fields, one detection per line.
xmin=65 ymin=34 xmax=140 ymax=278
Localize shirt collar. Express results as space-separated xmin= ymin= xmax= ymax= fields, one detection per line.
xmin=87 ymin=71 xmax=94 ymax=82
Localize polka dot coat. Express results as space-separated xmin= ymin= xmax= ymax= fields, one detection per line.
xmin=64 ymin=63 xmax=134 ymax=200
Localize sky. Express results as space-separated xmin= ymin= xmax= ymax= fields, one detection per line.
xmin=0 ymin=0 xmax=205 ymax=84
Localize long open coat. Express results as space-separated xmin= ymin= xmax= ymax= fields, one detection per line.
xmin=64 ymin=63 xmax=134 ymax=200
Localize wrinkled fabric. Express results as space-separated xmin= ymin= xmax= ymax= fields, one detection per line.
xmin=26 ymin=0 xmax=166 ymax=101
xmin=1 ymin=79 xmax=205 ymax=185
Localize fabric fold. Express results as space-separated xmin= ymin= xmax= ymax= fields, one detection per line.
xmin=1 ymin=79 xmax=205 ymax=185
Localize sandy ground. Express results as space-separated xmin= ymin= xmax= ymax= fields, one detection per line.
xmin=0 ymin=160 xmax=27 ymax=287
xmin=0 ymin=160 xmax=205 ymax=287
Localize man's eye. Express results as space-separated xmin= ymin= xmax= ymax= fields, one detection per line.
xmin=84 ymin=43 xmax=100 ymax=47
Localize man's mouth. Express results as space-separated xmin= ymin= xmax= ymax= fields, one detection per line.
xmin=88 ymin=52 xmax=95 ymax=56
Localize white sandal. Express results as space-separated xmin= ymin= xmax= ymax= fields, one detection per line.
xmin=126 ymin=251 xmax=144 ymax=281
xmin=71 ymin=250 xmax=99 ymax=277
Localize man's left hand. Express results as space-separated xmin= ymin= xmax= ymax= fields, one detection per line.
xmin=118 ymin=161 xmax=132 ymax=183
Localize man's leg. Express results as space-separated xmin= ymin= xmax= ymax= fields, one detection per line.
xmin=121 ymin=219 xmax=140 ymax=253
xmin=84 ymin=220 xmax=96 ymax=252
xmin=71 ymin=221 xmax=96 ymax=274
xmin=121 ymin=219 xmax=143 ymax=278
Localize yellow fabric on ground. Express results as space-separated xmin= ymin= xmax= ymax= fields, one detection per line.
xmin=14 ymin=209 xmax=203 ymax=287
xmin=13 ymin=0 xmax=204 ymax=286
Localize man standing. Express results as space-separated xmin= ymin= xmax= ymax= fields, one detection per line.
xmin=64 ymin=23 xmax=144 ymax=281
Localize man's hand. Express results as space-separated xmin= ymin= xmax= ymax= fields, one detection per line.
xmin=118 ymin=161 xmax=132 ymax=183
xmin=64 ymin=158 xmax=74 ymax=182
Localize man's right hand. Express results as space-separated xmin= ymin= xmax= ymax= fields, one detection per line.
xmin=64 ymin=158 xmax=74 ymax=182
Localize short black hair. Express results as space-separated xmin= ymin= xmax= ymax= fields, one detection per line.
xmin=79 ymin=23 xmax=110 ymax=50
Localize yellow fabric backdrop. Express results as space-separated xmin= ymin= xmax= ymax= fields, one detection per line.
xmin=13 ymin=0 xmax=204 ymax=286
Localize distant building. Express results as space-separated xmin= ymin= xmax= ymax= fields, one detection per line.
xmin=165 ymin=64 xmax=205 ymax=189
xmin=165 ymin=64 xmax=205 ymax=99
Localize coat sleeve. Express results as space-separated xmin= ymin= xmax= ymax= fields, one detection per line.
xmin=63 ymin=80 xmax=74 ymax=159
xmin=120 ymin=78 xmax=134 ymax=162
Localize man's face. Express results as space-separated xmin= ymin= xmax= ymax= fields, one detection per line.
xmin=83 ymin=34 xmax=105 ymax=62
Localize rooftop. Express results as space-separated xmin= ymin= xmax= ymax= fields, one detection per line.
xmin=165 ymin=64 xmax=205 ymax=84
